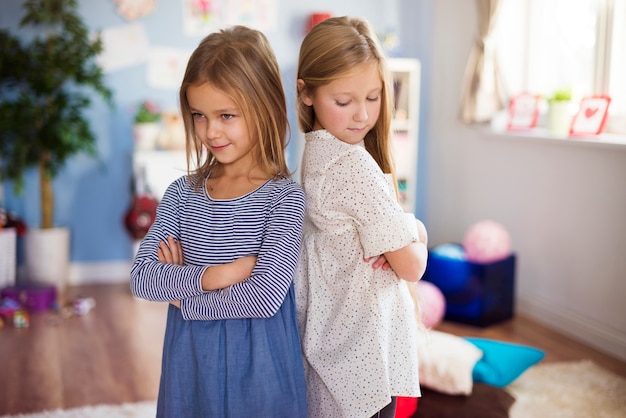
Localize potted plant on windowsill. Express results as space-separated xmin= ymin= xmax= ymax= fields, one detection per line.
xmin=0 ymin=0 xmax=112 ymax=290
xmin=547 ymin=89 xmax=573 ymax=137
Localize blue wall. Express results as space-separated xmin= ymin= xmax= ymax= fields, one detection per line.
xmin=398 ymin=0 xmax=432 ymax=223
xmin=1 ymin=0 xmax=430 ymax=264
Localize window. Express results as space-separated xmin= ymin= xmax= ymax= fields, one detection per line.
xmin=495 ymin=0 xmax=626 ymax=135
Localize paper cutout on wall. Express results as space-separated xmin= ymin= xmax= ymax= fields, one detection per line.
xmin=114 ymin=0 xmax=156 ymax=21
xmin=182 ymin=0 xmax=277 ymax=37
xmin=183 ymin=0 xmax=222 ymax=36
xmin=147 ymin=47 xmax=193 ymax=89
xmin=223 ymin=0 xmax=277 ymax=31
xmin=97 ymin=23 xmax=150 ymax=73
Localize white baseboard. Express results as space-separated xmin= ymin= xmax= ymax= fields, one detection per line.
xmin=517 ymin=292 xmax=626 ymax=363
xmin=68 ymin=261 xmax=133 ymax=285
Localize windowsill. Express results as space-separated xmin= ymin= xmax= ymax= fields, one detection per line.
xmin=482 ymin=127 xmax=626 ymax=150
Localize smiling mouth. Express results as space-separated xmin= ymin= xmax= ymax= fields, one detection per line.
xmin=211 ymin=143 xmax=230 ymax=151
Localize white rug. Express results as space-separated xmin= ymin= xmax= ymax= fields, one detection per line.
xmin=0 ymin=401 xmax=156 ymax=418
xmin=507 ymin=360 xmax=626 ymax=418
xmin=2 ymin=360 xmax=625 ymax=418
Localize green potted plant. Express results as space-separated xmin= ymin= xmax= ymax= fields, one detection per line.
xmin=133 ymin=99 xmax=162 ymax=151
xmin=0 ymin=0 xmax=112 ymax=288
xmin=547 ymin=88 xmax=573 ymax=137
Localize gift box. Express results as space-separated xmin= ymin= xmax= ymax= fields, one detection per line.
xmin=1 ymin=283 xmax=57 ymax=312
xmin=422 ymin=249 xmax=516 ymax=327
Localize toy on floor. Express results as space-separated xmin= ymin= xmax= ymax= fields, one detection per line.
xmin=73 ymin=297 xmax=96 ymax=316
xmin=417 ymin=280 xmax=446 ymax=329
xmin=1 ymin=283 xmax=57 ymax=312
xmin=0 ymin=297 xmax=20 ymax=321
xmin=463 ymin=220 xmax=512 ymax=263
xmin=13 ymin=309 xmax=29 ymax=328
xmin=422 ymin=236 xmax=516 ymax=327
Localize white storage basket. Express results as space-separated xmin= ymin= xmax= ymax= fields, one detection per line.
xmin=0 ymin=227 xmax=17 ymax=288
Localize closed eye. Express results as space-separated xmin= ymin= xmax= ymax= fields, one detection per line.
xmin=335 ymin=97 xmax=379 ymax=106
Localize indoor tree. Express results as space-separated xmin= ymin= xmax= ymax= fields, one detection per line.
xmin=0 ymin=0 xmax=112 ymax=229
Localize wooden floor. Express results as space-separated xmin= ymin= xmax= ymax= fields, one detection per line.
xmin=0 ymin=283 xmax=625 ymax=415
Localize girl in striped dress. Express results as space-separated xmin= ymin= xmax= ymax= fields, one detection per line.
xmin=130 ymin=26 xmax=307 ymax=418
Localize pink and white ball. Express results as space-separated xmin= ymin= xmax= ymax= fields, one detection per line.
xmin=463 ymin=220 xmax=512 ymax=263
xmin=417 ymin=280 xmax=446 ymax=329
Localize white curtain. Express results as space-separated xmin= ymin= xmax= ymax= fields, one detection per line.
xmin=459 ymin=0 xmax=506 ymax=124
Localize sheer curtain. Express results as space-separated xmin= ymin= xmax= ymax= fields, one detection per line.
xmin=459 ymin=0 xmax=506 ymax=124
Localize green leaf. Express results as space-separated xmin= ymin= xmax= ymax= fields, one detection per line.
xmin=0 ymin=0 xmax=113 ymax=227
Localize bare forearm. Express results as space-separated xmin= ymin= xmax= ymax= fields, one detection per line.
xmin=416 ymin=218 xmax=428 ymax=246
xmin=385 ymin=241 xmax=428 ymax=282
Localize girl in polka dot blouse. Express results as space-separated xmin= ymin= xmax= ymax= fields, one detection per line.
xmin=295 ymin=16 xmax=429 ymax=418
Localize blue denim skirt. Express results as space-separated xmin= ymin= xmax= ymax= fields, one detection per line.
xmin=156 ymin=286 xmax=307 ymax=418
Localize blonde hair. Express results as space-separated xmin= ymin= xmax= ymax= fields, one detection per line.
xmin=179 ymin=25 xmax=290 ymax=187
xmin=296 ymin=16 xmax=396 ymax=180
xmin=298 ymin=17 xmax=425 ymax=325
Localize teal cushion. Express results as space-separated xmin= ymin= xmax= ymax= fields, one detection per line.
xmin=465 ymin=337 xmax=545 ymax=387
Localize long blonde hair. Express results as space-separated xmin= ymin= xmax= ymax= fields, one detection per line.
xmin=296 ymin=16 xmax=396 ymax=182
xmin=179 ymin=25 xmax=290 ymax=187
xmin=297 ymin=17 xmax=425 ymax=325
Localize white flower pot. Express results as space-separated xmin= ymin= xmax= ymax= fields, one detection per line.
xmin=133 ymin=122 xmax=161 ymax=151
xmin=0 ymin=228 xmax=17 ymax=288
xmin=25 ymin=227 xmax=70 ymax=292
xmin=548 ymin=101 xmax=573 ymax=137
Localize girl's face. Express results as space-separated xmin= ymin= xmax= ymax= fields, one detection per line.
xmin=187 ymin=83 xmax=255 ymax=170
xmin=301 ymin=62 xmax=382 ymax=144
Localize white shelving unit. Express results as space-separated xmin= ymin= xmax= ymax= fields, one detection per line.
xmin=133 ymin=150 xmax=189 ymax=200
xmin=389 ymin=58 xmax=421 ymax=214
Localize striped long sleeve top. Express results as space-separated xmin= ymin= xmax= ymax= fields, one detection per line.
xmin=130 ymin=175 xmax=305 ymax=320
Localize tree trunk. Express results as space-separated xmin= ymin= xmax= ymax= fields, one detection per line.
xmin=39 ymin=151 xmax=54 ymax=229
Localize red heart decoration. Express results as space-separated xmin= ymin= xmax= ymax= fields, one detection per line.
xmin=585 ymin=107 xmax=599 ymax=118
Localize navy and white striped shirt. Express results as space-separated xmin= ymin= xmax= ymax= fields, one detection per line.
xmin=130 ymin=175 xmax=305 ymax=320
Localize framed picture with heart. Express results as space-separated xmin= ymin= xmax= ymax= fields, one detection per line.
xmin=570 ymin=96 xmax=611 ymax=136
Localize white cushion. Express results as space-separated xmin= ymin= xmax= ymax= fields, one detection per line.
xmin=417 ymin=329 xmax=483 ymax=395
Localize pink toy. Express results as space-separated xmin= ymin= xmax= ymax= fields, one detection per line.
xmin=73 ymin=297 xmax=96 ymax=316
xmin=0 ymin=298 xmax=21 ymax=322
xmin=463 ymin=220 xmax=512 ymax=263
xmin=417 ymin=280 xmax=446 ymax=329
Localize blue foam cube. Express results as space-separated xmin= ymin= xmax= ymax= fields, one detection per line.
xmin=422 ymin=247 xmax=516 ymax=327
